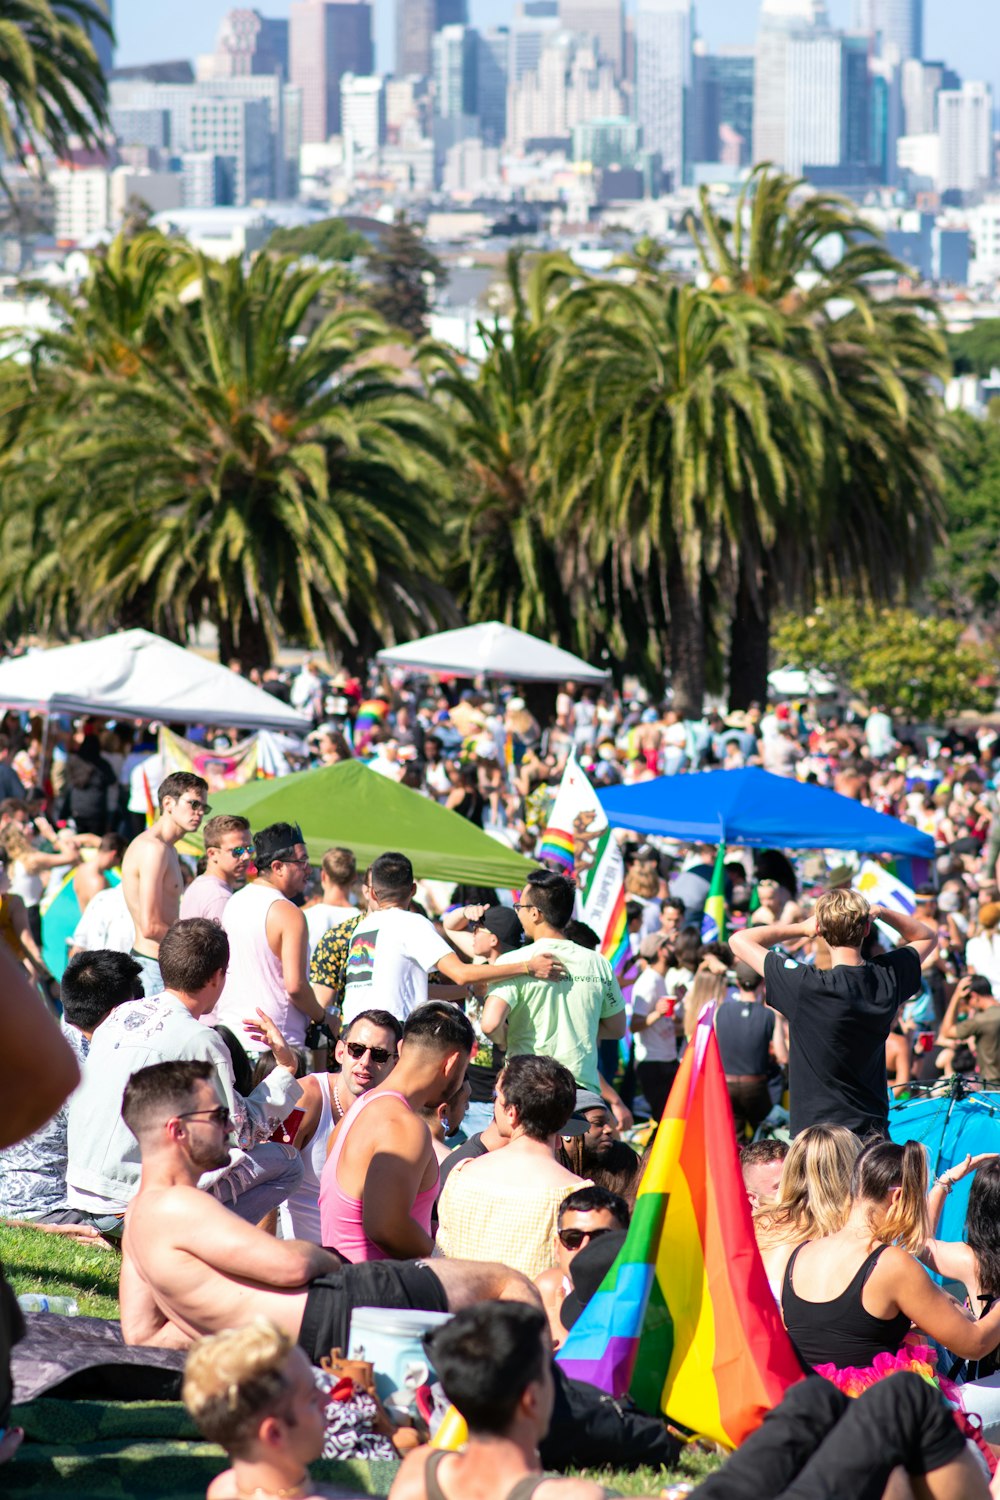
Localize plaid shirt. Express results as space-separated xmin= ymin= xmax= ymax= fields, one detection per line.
xmin=434 ymin=1160 xmax=590 ymax=1281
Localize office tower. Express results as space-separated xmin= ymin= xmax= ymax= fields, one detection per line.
xmin=210 ymin=9 xmax=290 ymax=78
xmin=509 ymin=11 xmax=560 ymax=84
xmin=397 ymin=0 xmax=468 ymax=79
xmin=783 ymin=29 xmax=842 ymax=174
xmin=753 ymin=0 xmax=828 ymax=169
xmin=558 ymin=0 xmax=623 ymax=76
xmin=852 ymin=0 xmax=921 ymax=63
xmin=340 ymin=74 xmax=386 ymax=153
xmin=690 ymin=46 xmax=753 ymax=165
xmin=840 ymin=34 xmax=871 ymax=171
xmin=433 ymin=25 xmax=477 ymax=119
xmin=938 ymin=81 xmax=993 ymax=193
xmin=74 ymin=0 xmax=114 ymax=76
xmin=508 ymin=32 xmax=623 ymax=150
xmin=289 ymin=0 xmax=373 ymax=141
xmin=476 ymin=29 xmax=509 ymax=143
xmin=900 ymin=57 xmax=959 ymax=136
xmin=635 ymin=0 xmax=691 ymax=189
xmin=385 ymin=76 xmax=430 ymax=142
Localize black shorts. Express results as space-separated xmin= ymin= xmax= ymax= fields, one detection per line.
xmin=297 ymin=1259 xmax=448 ymax=1366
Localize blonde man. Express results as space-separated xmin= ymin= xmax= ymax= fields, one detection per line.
xmin=731 ymin=889 xmax=935 ymax=1140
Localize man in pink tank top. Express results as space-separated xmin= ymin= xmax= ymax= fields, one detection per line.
xmin=319 ymin=1002 xmax=476 ymax=1261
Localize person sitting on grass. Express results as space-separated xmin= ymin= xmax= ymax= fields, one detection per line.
xmin=183 ymin=1320 xmax=337 ymax=1500
xmin=534 ymin=1186 xmax=630 ymax=1347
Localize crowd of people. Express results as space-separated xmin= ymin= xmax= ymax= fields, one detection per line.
xmin=5 ymin=666 xmax=1000 ymax=1496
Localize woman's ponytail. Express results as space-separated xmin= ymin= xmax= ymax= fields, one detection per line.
xmin=853 ymin=1139 xmax=929 ymax=1253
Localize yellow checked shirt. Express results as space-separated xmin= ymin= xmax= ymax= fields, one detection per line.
xmin=434 ymin=1159 xmax=591 ymax=1281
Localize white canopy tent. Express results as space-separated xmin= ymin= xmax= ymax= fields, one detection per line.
xmin=0 ymin=630 xmax=312 ymax=733
xmin=377 ymin=621 xmax=610 ymax=684
xmin=767 ymin=666 xmax=839 ymax=698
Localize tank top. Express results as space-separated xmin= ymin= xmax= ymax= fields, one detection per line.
xmin=278 ymin=1073 xmax=334 ymax=1244
xmin=424 ymin=1451 xmax=553 ymax=1500
xmin=10 ymin=859 xmax=43 ymax=909
xmin=215 ymin=881 xmax=305 ymax=1051
xmin=781 ymin=1242 xmax=911 ymax=1369
xmin=318 ymin=1089 xmax=439 ymax=1262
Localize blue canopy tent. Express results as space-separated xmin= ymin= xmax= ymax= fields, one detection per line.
xmin=598 ymin=768 xmax=934 ymax=858
xmin=889 ymin=1085 xmax=1000 ymax=1244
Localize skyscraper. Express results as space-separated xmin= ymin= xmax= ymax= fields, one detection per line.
xmin=397 ymin=0 xmax=468 ymax=79
xmin=476 ymin=29 xmax=509 ymax=143
xmin=210 ymin=9 xmax=289 ymax=78
xmin=635 ymin=0 xmax=691 ymax=189
xmin=753 ymin=0 xmax=828 ymax=169
xmin=690 ymin=46 xmax=754 ymax=166
xmin=558 ymin=0 xmax=623 ymax=76
xmin=289 ymin=0 xmax=372 ymax=141
xmin=852 ymin=0 xmax=922 ymax=63
xmin=937 ymin=81 xmax=993 ymax=193
xmin=433 ymin=25 xmax=477 ymax=119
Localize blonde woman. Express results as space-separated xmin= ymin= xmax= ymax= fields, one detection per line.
xmin=753 ymin=1123 xmax=861 ymax=1302
xmin=0 ymin=820 xmax=80 ymax=945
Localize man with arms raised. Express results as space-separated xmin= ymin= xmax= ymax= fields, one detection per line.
xmin=180 ymin=814 xmax=253 ymax=924
xmin=213 ymin=823 xmax=328 ymax=1056
xmin=319 ymin=1002 xmax=474 ymax=1261
xmin=279 ymin=1008 xmax=402 ymax=1242
xmin=731 ymin=889 xmax=935 ymax=1139
xmin=119 ymin=1059 xmax=537 ymax=1357
xmin=121 ymin=771 xmax=209 ymax=996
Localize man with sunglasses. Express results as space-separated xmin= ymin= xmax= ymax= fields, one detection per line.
xmin=214 ymin=822 xmax=329 ymax=1056
xmin=534 ymin=1185 xmax=630 ymax=1346
xmin=121 ymin=771 xmax=210 ymax=998
xmin=180 ymin=814 xmax=254 ymax=924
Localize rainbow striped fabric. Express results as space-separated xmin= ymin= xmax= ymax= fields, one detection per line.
xmin=538 ymin=827 xmax=576 ymax=870
xmin=582 ymin=828 xmax=629 ymax=972
xmin=556 ymin=1009 xmax=802 ymax=1447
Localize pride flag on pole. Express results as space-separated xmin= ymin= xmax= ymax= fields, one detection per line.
xmin=581 ymin=827 xmax=629 ymax=974
xmin=700 ymin=843 xmax=728 ymax=943
xmin=538 ymin=752 xmax=590 ymax=871
xmin=556 ymin=1009 xmax=802 ymax=1447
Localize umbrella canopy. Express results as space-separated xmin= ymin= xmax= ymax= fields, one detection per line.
xmin=0 ymin=630 xmax=311 ymax=734
xmin=889 ymin=1088 xmax=1000 ymax=1243
xmin=598 ymin=768 xmax=934 ymax=858
xmin=376 ymin=622 xmax=609 ymax=684
xmin=200 ymin=759 xmax=535 ymax=887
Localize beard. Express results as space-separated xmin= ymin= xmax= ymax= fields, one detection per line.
xmin=189 ymin=1135 xmax=233 ymax=1172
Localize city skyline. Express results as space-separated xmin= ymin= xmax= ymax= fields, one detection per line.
xmin=117 ymin=0 xmax=1000 ymax=95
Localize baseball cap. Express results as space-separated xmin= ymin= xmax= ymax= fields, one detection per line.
xmin=561 ymin=1230 xmax=628 ymax=1331
xmin=639 ymin=932 xmax=668 ymax=960
xmin=475 ymin=906 xmax=524 ymax=948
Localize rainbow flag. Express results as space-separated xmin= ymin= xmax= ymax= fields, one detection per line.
xmin=539 ymin=752 xmax=592 ymax=871
xmin=581 ymin=828 xmax=629 ymax=973
xmin=556 ymin=1009 xmax=802 ymax=1447
xmin=700 ymin=843 xmax=728 ymax=943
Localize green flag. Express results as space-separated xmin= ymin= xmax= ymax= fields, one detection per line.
xmin=700 ymin=844 xmax=728 ymax=943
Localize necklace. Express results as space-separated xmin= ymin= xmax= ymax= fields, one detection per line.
xmin=333 ymin=1081 xmax=345 ymax=1120
xmin=235 ymin=1473 xmax=309 ymax=1498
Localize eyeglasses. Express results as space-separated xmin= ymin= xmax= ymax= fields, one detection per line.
xmin=512 ymin=902 xmax=536 ymax=912
xmin=557 ymin=1225 xmax=614 ymax=1252
xmin=344 ymin=1041 xmax=395 ymax=1065
xmin=180 ymin=798 xmax=211 ymax=814
xmin=226 ymin=845 xmax=255 ymax=858
xmin=175 ymin=1105 xmax=231 ymax=1127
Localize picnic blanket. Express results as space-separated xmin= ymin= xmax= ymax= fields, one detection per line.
xmin=5 ymin=1397 xmax=400 ymax=1498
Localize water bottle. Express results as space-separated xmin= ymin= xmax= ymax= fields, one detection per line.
xmin=17 ymin=1294 xmax=79 ymax=1315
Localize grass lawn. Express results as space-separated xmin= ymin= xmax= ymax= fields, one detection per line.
xmin=0 ymin=1222 xmax=723 ymax=1494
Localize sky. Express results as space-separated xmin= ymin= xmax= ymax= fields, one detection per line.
xmin=115 ymin=0 xmax=999 ymax=95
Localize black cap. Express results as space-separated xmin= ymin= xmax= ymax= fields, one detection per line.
xmin=560 ymin=1229 xmax=628 ymax=1332
xmin=476 ymin=906 xmax=524 ymax=949
xmin=254 ymin=822 xmax=305 ymax=868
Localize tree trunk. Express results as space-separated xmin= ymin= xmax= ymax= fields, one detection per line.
xmin=666 ymin=552 xmax=706 ymax=718
xmin=728 ymin=561 xmax=771 ymax=711
xmin=225 ymin=612 xmax=273 ymax=673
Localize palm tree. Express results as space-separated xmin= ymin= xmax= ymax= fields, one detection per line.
xmin=545 ymin=272 xmax=822 ymax=712
xmin=689 ymin=166 xmax=953 ymax=707
xmin=0 ymin=242 xmax=456 ymax=664
xmin=0 ymin=1 xmax=111 ymax=171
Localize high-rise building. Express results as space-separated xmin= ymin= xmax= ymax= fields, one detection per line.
xmin=476 ymin=29 xmax=509 ymax=144
xmin=509 ymin=9 xmax=561 ymax=83
xmin=900 ymin=57 xmax=959 ymax=136
xmin=396 ymin=0 xmax=468 ymax=79
xmin=754 ymin=0 xmax=828 ymax=169
xmin=852 ymin=0 xmax=922 ymax=63
xmin=558 ymin=0 xmax=623 ymax=76
xmin=75 ymin=0 xmax=114 ymax=77
xmin=289 ymin=0 xmax=372 ymax=141
xmin=340 ymin=73 xmax=386 ymax=154
xmin=206 ymin=9 xmax=290 ymax=79
xmin=635 ymin=0 xmax=691 ymax=189
xmin=937 ymin=81 xmax=993 ymax=194
xmin=508 ymin=32 xmax=624 ymax=150
xmin=51 ymin=166 xmax=109 ymax=241
xmin=784 ymin=29 xmax=842 ymax=174
xmin=433 ymin=25 xmax=478 ymax=119
xmin=690 ymin=45 xmax=754 ymax=166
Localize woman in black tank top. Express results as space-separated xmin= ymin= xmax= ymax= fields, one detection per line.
xmin=779 ymin=1141 xmax=1000 ymax=1378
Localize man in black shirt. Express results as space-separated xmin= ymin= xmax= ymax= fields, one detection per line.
xmin=715 ymin=961 xmax=781 ymax=1139
xmin=731 ymin=890 xmax=935 ymax=1139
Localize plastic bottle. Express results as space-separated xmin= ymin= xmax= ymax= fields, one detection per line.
xmin=17 ymin=1294 xmax=79 ymax=1315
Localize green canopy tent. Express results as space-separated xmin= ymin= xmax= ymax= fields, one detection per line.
xmin=199 ymin=759 xmax=534 ymax=888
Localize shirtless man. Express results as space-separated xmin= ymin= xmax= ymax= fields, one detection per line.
xmin=534 ymin=1186 xmax=630 ymax=1347
xmin=318 ymin=1002 xmax=475 ymax=1260
xmin=73 ymin=832 xmax=126 ymax=914
xmin=119 ymin=1059 xmax=537 ymax=1361
xmin=121 ymin=772 xmax=209 ymax=996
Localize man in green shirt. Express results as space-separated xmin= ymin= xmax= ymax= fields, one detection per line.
xmin=481 ymin=870 xmax=626 ymax=1094
xmin=939 ymin=973 xmax=1000 ymax=1083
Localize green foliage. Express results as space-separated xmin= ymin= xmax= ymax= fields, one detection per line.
xmin=773 ymin=603 xmax=995 ymax=722
xmin=928 ymin=411 xmax=1000 ymax=622
xmin=0 ymin=1223 xmax=120 ymax=1319
xmin=0 ymin=0 xmax=110 ymax=173
xmin=263 ymin=217 xmax=368 ymax=263
xmin=947 ymin=320 xmax=1000 ymax=377
xmin=365 ymin=211 xmax=446 ymax=339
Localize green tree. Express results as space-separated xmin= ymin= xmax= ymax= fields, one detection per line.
xmin=365 ymin=212 xmax=445 ymax=339
xmin=0 ymin=239 xmax=455 ymax=664
xmin=948 ymin=321 xmax=1000 ymax=377
xmin=689 ymin=167 xmax=952 ymax=709
xmin=0 ymin=0 xmax=111 ymax=171
xmin=264 ymin=217 xmax=368 ymax=262
xmin=927 ymin=410 xmax=1000 ymax=624
xmin=772 ymin=603 xmax=994 ymax=722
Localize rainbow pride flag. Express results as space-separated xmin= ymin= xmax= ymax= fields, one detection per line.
xmin=538 ymin=826 xmax=576 ymax=870
xmin=556 ymin=1009 xmax=802 ymax=1447
xmin=539 ymin=752 xmax=592 ymax=871
xmin=582 ymin=828 xmax=629 ymax=973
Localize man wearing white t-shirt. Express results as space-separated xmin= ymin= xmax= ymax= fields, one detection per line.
xmin=631 ymin=932 xmax=679 ymax=1121
xmin=342 ymin=851 xmax=564 ymax=1027
xmin=304 ymin=846 xmax=358 ymax=960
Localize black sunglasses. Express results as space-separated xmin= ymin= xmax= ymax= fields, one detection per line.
xmin=557 ymin=1225 xmax=614 ymax=1252
xmin=344 ymin=1041 xmax=395 ymax=1065
xmin=175 ymin=1105 xmax=231 ymax=1127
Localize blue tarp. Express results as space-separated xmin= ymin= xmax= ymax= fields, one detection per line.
xmin=889 ymin=1089 xmax=1000 ymax=1243
xmin=598 ymin=767 xmax=934 ymax=857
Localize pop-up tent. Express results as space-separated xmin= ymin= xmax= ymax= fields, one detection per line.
xmin=889 ymin=1087 xmax=1000 ymax=1244
xmin=376 ymin=621 xmax=609 ymax=684
xmin=598 ymin=767 xmax=934 ymax=858
xmin=201 ymin=759 xmax=535 ymax=887
xmin=0 ymin=630 xmax=311 ymax=734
